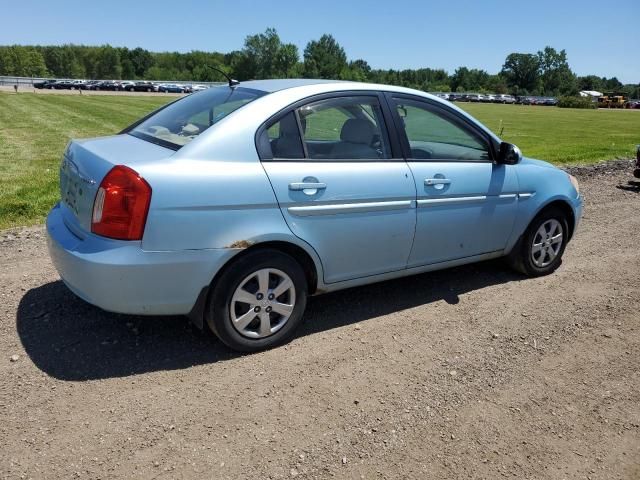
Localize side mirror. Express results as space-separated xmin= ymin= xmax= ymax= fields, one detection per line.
xmin=498 ymin=142 xmax=522 ymax=165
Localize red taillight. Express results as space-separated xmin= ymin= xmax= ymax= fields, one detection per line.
xmin=91 ymin=165 xmax=151 ymax=240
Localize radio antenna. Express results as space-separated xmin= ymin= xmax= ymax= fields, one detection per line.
xmin=204 ymin=65 xmax=240 ymax=87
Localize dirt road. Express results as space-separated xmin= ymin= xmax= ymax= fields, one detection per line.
xmin=1 ymin=161 xmax=639 ymax=479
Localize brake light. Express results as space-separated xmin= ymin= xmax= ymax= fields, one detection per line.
xmin=91 ymin=165 xmax=151 ymax=240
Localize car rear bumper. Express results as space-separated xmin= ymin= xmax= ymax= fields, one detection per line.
xmin=46 ymin=203 xmax=235 ymax=316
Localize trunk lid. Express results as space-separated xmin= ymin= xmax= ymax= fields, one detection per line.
xmin=59 ymin=134 xmax=173 ymax=233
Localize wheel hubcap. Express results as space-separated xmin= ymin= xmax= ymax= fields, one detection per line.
xmin=230 ymin=268 xmax=295 ymax=339
xmin=531 ymin=219 xmax=563 ymax=268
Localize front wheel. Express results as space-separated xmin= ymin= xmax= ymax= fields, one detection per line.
xmin=507 ymin=207 xmax=569 ymax=276
xmin=206 ymin=249 xmax=308 ymax=352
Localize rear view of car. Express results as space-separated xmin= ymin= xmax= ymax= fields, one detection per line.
xmin=47 ymin=86 xmax=266 ymax=318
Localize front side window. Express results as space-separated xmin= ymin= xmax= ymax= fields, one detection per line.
xmin=296 ymin=96 xmax=391 ymax=160
xmin=130 ymin=86 xmax=265 ymax=149
xmin=394 ymin=99 xmax=490 ymax=161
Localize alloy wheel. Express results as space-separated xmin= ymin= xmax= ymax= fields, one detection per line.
xmin=230 ymin=268 xmax=296 ymax=339
xmin=531 ymin=219 xmax=563 ymax=268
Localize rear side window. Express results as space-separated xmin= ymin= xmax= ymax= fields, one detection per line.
xmin=130 ymin=86 xmax=265 ymax=149
xmin=267 ymin=112 xmax=304 ymax=159
xmin=393 ymin=98 xmax=490 ymax=161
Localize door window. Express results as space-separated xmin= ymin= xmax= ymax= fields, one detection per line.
xmin=297 ymin=96 xmax=391 ymax=160
xmin=267 ymin=111 xmax=304 ymax=159
xmin=393 ymin=99 xmax=490 ymax=161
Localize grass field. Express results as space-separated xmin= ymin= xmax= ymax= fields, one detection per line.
xmin=1 ymin=92 xmax=639 ymax=230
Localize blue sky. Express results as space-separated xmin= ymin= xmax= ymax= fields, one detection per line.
xmin=3 ymin=0 xmax=639 ymax=83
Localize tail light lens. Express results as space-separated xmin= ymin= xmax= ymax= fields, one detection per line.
xmin=91 ymin=165 xmax=151 ymax=240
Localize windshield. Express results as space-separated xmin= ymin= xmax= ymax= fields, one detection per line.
xmin=130 ymin=86 xmax=266 ymax=149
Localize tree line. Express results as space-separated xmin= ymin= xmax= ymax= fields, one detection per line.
xmin=0 ymin=28 xmax=637 ymax=98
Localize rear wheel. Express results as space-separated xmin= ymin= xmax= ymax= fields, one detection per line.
xmin=507 ymin=207 xmax=569 ymax=276
xmin=206 ymin=249 xmax=308 ymax=352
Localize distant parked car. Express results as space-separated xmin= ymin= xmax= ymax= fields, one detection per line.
xmin=494 ymin=94 xmax=516 ymax=104
xmin=158 ymin=83 xmax=187 ymax=93
xmin=46 ymin=79 xmax=582 ymax=352
xmin=69 ymin=80 xmax=86 ymax=90
xmin=466 ymin=94 xmax=481 ymax=102
xmin=83 ymin=80 xmax=102 ymax=90
xmin=119 ymin=81 xmax=136 ymax=92
xmin=133 ymin=81 xmax=156 ymax=92
xmin=33 ymin=79 xmax=57 ymax=89
xmin=191 ymin=84 xmax=209 ymax=92
xmin=53 ymin=80 xmax=74 ymax=89
xmin=482 ymin=94 xmax=495 ymax=103
xmin=542 ymin=97 xmax=558 ymax=106
xmin=97 ymin=81 xmax=120 ymax=91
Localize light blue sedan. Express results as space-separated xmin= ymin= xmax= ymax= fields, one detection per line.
xmin=47 ymin=79 xmax=583 ymax=351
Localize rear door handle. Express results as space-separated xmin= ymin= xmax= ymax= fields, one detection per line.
xmin=289 ymin=182 xmax=327 ymax=191
xmin=424 ymin=178 xmax=451 ymax=186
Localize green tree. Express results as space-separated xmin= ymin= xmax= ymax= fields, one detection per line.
xmin=501 ymin=53 xmax=541 ymax=94
xmin=239 ymin=28 xmax=298 ymax=79
xmin=95 ymin=45 xmax=122 ymax=79
xmin=303 ymin=34 xmax=347 ymax=79
xmin=129 ymin=47 xmax=154 ymax=78
xmin=339 ymin=59 xmax=371 ymax=82
xmin=450 ymin=67 xmax=490 ymax=92
xmin=537 ymin=46 xmax=576 ymax=95
xmin=577 ymin=75 xmax=604 ymax=92
xmin=0 ymin=46 xmax=48 ymax=76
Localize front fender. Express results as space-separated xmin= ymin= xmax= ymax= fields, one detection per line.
xmin=506 ymin=159 xmax=582 ymax=253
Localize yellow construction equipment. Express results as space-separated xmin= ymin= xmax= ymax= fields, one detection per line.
xmin=598 ymin=93 xmax=627 ymax=108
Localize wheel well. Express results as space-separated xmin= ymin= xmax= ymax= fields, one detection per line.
xmin=537 ymin=200 xmax=576 ymax=240
xmin=216 ymin=241 xmax=318 ymax=295
xmin=188 ymin=241 xmax=320 ymax=329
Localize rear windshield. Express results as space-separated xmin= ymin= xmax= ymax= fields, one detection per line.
xmin=130 ymin=86 xmax=266 ymax=149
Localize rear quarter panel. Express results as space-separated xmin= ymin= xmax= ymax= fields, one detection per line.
xmin=139 ymin=157 xmax=296 ymax=252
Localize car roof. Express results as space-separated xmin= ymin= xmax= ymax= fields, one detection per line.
xmin=240 ymin=79 xmax=346 ymax=93
xmin=240 ymin=78 xmax=440 ymax=96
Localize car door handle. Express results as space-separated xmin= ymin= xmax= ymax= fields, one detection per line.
xmin=289 ymin=182 xmax=327 ymax=191
xmin=424 ymin=178 xmax=451 ymax=186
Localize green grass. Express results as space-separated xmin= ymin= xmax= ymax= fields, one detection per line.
xmin=458 ymin=103 xmax=640 ymax=164
xmin=0 ymin=93 xmax=170 ymax=229
xmin=0 ymin=92 xmax=639 ymax=230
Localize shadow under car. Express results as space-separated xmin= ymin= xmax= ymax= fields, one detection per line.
xmin=17 ymin=259 xmax=524 ymax=381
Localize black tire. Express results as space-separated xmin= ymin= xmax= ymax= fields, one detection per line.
xmin=206 ymin=249 xmax=308 ymax=352
xmin=507 ymin=207 xmax=569 ymax=277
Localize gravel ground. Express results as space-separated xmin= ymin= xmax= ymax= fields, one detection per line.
xmin=1 ymin=160 xmax=639 ymax=479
